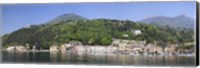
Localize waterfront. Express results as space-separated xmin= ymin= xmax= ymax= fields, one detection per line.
xmin=1 ymin=51 xmax=195 ymax=66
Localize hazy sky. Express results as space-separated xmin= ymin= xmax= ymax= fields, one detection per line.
xmin=1 ymin=2 xmax=196 ymax=35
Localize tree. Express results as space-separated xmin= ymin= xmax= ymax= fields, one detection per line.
xmin=155 ymin=30 xmax=171 ymax=50
xmin=88 ymin=38 xmax=95 ymax=45
xmin=100 ymin=36 xmax=112 ymax=45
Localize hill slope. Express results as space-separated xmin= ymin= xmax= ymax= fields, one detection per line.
xmin=2 ymin=14 xmax=194 ymax=49
xmin=47 ymin=13 xmax=88 ymax=24
xmin=138 ymin=15 xmax=195 ymax=29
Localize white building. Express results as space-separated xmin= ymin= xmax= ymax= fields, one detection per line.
xmin=24 ymin=24 xmax=30 ymax=28
xmin=131 ymin=30 xmax=142 ymax=35
xmin=122 ymin=34 xmax=129 ymax=37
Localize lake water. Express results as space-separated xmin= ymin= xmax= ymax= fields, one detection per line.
xmin=1 ymin=51 xmax=196 ymax=66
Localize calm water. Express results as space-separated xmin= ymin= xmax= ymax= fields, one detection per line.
xmin=1 ymin=51 xmax=196 ymax=66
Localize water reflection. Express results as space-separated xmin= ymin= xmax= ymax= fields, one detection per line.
xmin=2 ymin=51 xmax=195 ymax=66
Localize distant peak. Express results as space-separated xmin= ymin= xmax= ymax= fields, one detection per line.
xmin=60 ymin=13 xmax=79 ymax=16
xmin=175 ymin=14 xmax=189 ymax=18
xmin=147 ymin=16 xmax=168 ymax=19
xmin=47 ymin=13 xmax=88 ymax=24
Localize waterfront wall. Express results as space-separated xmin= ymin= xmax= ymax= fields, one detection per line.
xmin=6 ymin=46 xmax=27 ymax=52
xmin=3 ymin=40 xmax=194 ymax=55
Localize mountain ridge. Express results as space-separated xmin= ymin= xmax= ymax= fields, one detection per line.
xmin=46 ymin=13 xmax=195 ymax=29
xmin=47 ymin=13 xmax=88 ymax=24
xmin=138 ymin=15 xmax=195 ymax=29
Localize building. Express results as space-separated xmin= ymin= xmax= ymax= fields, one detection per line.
xmin=131 ymin=30 xmax=142 ymax=35
xmin=50 ymin=45 xmax=59 ymax=52
xmin=122 ymin=34 xmax=129 ymax=37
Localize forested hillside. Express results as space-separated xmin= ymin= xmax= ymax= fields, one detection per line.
xmin=2 ymin=14 xmax=194 ymax=49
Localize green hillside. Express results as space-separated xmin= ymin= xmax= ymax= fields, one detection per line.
xmin=2 ymin=15 xmax=194 ymax=49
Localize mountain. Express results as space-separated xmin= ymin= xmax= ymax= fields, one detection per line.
xmin=2 ymin=14 xmax=194 ymax=49
xmin=138 ymin=15 xmax=195 ymax=29
xmin=47 ymin=13 xmax=88 ymax=24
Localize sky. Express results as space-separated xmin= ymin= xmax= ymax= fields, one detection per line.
xmin=1 ymin=2 xmax=196 ymax=35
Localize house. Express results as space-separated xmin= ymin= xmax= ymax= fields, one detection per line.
xmin=73 ymin=45 xmax=86 ymax=55
xmin=144 ymin=43 xmax=163 ymax=54
xmin=129 ymin=46 xmax=143 ymax=52
xmin=107 ymin=46 xmax=118 ymax=53
xmin=164 ymin=44 xmax=177 ymax=54
xmin=69 ymin=41 xmax=82 ymax=46
xmin=122 ymin=34 xmax=129 ymax=37
xmin=131 ymin=30 xmax=142 ymax=35
xmin=50 ymin=45 xmax=59 ymax=52
xmin=60 ymin=43 xmax=72 ymax=52
xmin=86 ymin=46 xmax=108 ymax=53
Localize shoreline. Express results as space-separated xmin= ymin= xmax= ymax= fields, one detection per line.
xmin=2 ymin=41 xmax=195 ymax=57
xmin=1 ymin=49 xmax=195 ymax=57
